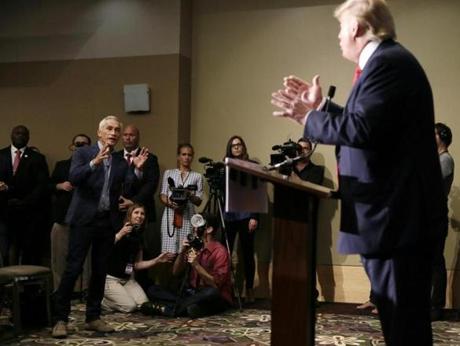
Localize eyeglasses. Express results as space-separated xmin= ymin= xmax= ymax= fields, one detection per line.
xmin=231 ymin=143 xmax=243 ymax=148
xmin=74 ymin=142 xmax=90 ymax=147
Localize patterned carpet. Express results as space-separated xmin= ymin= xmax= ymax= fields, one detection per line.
xmin=1 ymin=302 xmax=460 ymax=345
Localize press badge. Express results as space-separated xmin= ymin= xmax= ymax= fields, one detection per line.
xmin=125 ymin=263 xmax=134 ymax=275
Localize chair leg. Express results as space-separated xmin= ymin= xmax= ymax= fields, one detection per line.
xmin=44 ymin=276 xmax=52 ymax=327
xmin=12 ymin=280 xmax=22 ymax=335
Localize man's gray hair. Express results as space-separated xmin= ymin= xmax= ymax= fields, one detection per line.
xmin=98 ymin=115 xmax=123 ymax=131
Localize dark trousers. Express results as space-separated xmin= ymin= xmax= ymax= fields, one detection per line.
xmin=431 ymin=235 xmax=447 ymax=309
xmin=147 ymin=284 xmax=229 ymax=317
xmin=369 ymin=290 xmax=376 ymax=304
xmin=0 ymin=220 xmax=7 ymax=265
xmin=53 ymin=214 xmax=114 ymax=323
xmin=3 ymin=209 xmax=42 ymax=265
xmin=362 ymin=250 xmax=433 ymax=346
xmin=225 ymin=219 xmax=255 ymax=289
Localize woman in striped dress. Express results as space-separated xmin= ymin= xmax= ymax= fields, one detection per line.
xmin=160 ymin=143 xmax=204 ymax=254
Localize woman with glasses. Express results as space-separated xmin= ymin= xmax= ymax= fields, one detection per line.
xmin=223 ymin=135 xmax=259 ymax=303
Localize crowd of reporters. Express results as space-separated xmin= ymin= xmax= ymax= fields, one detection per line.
xmin=0 ymin=119 xmax=274 ymax=338
xmin=0 ymin=116 xmax=454 ymax=339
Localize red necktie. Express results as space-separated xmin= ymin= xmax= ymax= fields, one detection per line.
xmin=13 ymin=150 xmax=21 ymax=175
xmin=125 ymin=153 xmax=132 ymax=166
xmin=352 ymin=66 xmax=362 ymax=85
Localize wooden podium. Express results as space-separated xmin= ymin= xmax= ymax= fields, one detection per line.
xmin=225 ymin=158 xmax=332 ymax=346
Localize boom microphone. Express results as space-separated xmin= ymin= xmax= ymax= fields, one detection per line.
xmin=167 ymin=177 xmax=176 ymax=188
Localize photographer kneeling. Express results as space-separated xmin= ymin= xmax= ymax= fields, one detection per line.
xmin=102 ymin=204 xmax=175 ymax=313
xmin=143 ymin=214 xmax=233 ymax=318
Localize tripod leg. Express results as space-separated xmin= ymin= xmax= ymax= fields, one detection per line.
xmin=216 ymin=196 xmax=243 ymax=311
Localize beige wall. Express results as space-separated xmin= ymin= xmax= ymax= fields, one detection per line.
xmin=0 ymin=55 xmax=182 ymax=171
xmin=0 ymin=0 xmax=182 ymax=62
xmin=0 ymin=0 xmax=189 ymax=171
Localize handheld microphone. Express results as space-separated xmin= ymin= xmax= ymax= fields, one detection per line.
xmin=325 ymin=85 xmax=336 ymax=113
xmin=327 ymin=85 xmax=336 ymax=100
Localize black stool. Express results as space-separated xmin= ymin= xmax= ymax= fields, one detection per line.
xmin=0 ymin=265 xmax=52 ymax=334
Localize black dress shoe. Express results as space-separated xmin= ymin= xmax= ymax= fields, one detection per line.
xmin=431 ymin=308 xmax=443 ymax=321
xmin=140 ymin=302 xmax=174 ymax=317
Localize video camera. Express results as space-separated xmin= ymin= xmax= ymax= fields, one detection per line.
xmin=198 ymin=157 xmax=225 ymax=191
xmin=168 ymin=177 xmax=197 ymax=206
xmin=269 ymin=139 xmax=302 ymax=176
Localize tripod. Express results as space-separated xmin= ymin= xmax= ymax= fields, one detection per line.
xmin=203 ymin=182 xmax=243 ymax=311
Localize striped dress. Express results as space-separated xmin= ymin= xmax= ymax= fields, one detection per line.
xmin=160 ymin=168 xmax=204 ymax=253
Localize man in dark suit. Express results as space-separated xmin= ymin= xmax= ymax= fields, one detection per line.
xmin=114 ymin=124 xmax=160 ymax=289
xmin=293 ymin=137 xmax=325 ymax=303
xmin=115 ymin=124 xmax=160 ymax=221
xmin=49 ymin=134 xmax=92 ymax=290
xmin=52 ymin=116 xmax=149 ymax=338
xmin=271 ymin=0 xmax=447 ymax=345
xmin=0 ymin=125 xmax=49 ymax=265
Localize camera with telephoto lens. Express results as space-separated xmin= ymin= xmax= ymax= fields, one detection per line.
xmin=188 ymin=213 xmax=206 ymax=251
xmin=199 ymin=157 xmax=225 ymax=192
xmin=270 ymin=139 xmax=302 ymax=176
xmin=169 ymin=184 xmax=197 ymax=206
xmin=186 ymin=233 xmax=204 ymax=251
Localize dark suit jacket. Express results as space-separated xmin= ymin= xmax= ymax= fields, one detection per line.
xmin=305 ymin=40 xmax=447 ymax=255
xmin=0 ymin=146 xmax=49 ymax=219
xmin=65 ymin=144 xmax=137 ymax=228
xmin=49 ymin=158 xmax=72 ymax=224
xmin=113 ymin=148 xmax=160 ymax=221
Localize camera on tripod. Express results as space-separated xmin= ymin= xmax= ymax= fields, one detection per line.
xmin=199 ymin=157 xmax=225 ymax=191
xmin=269 ymin=139 xmax=302 ymax=175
